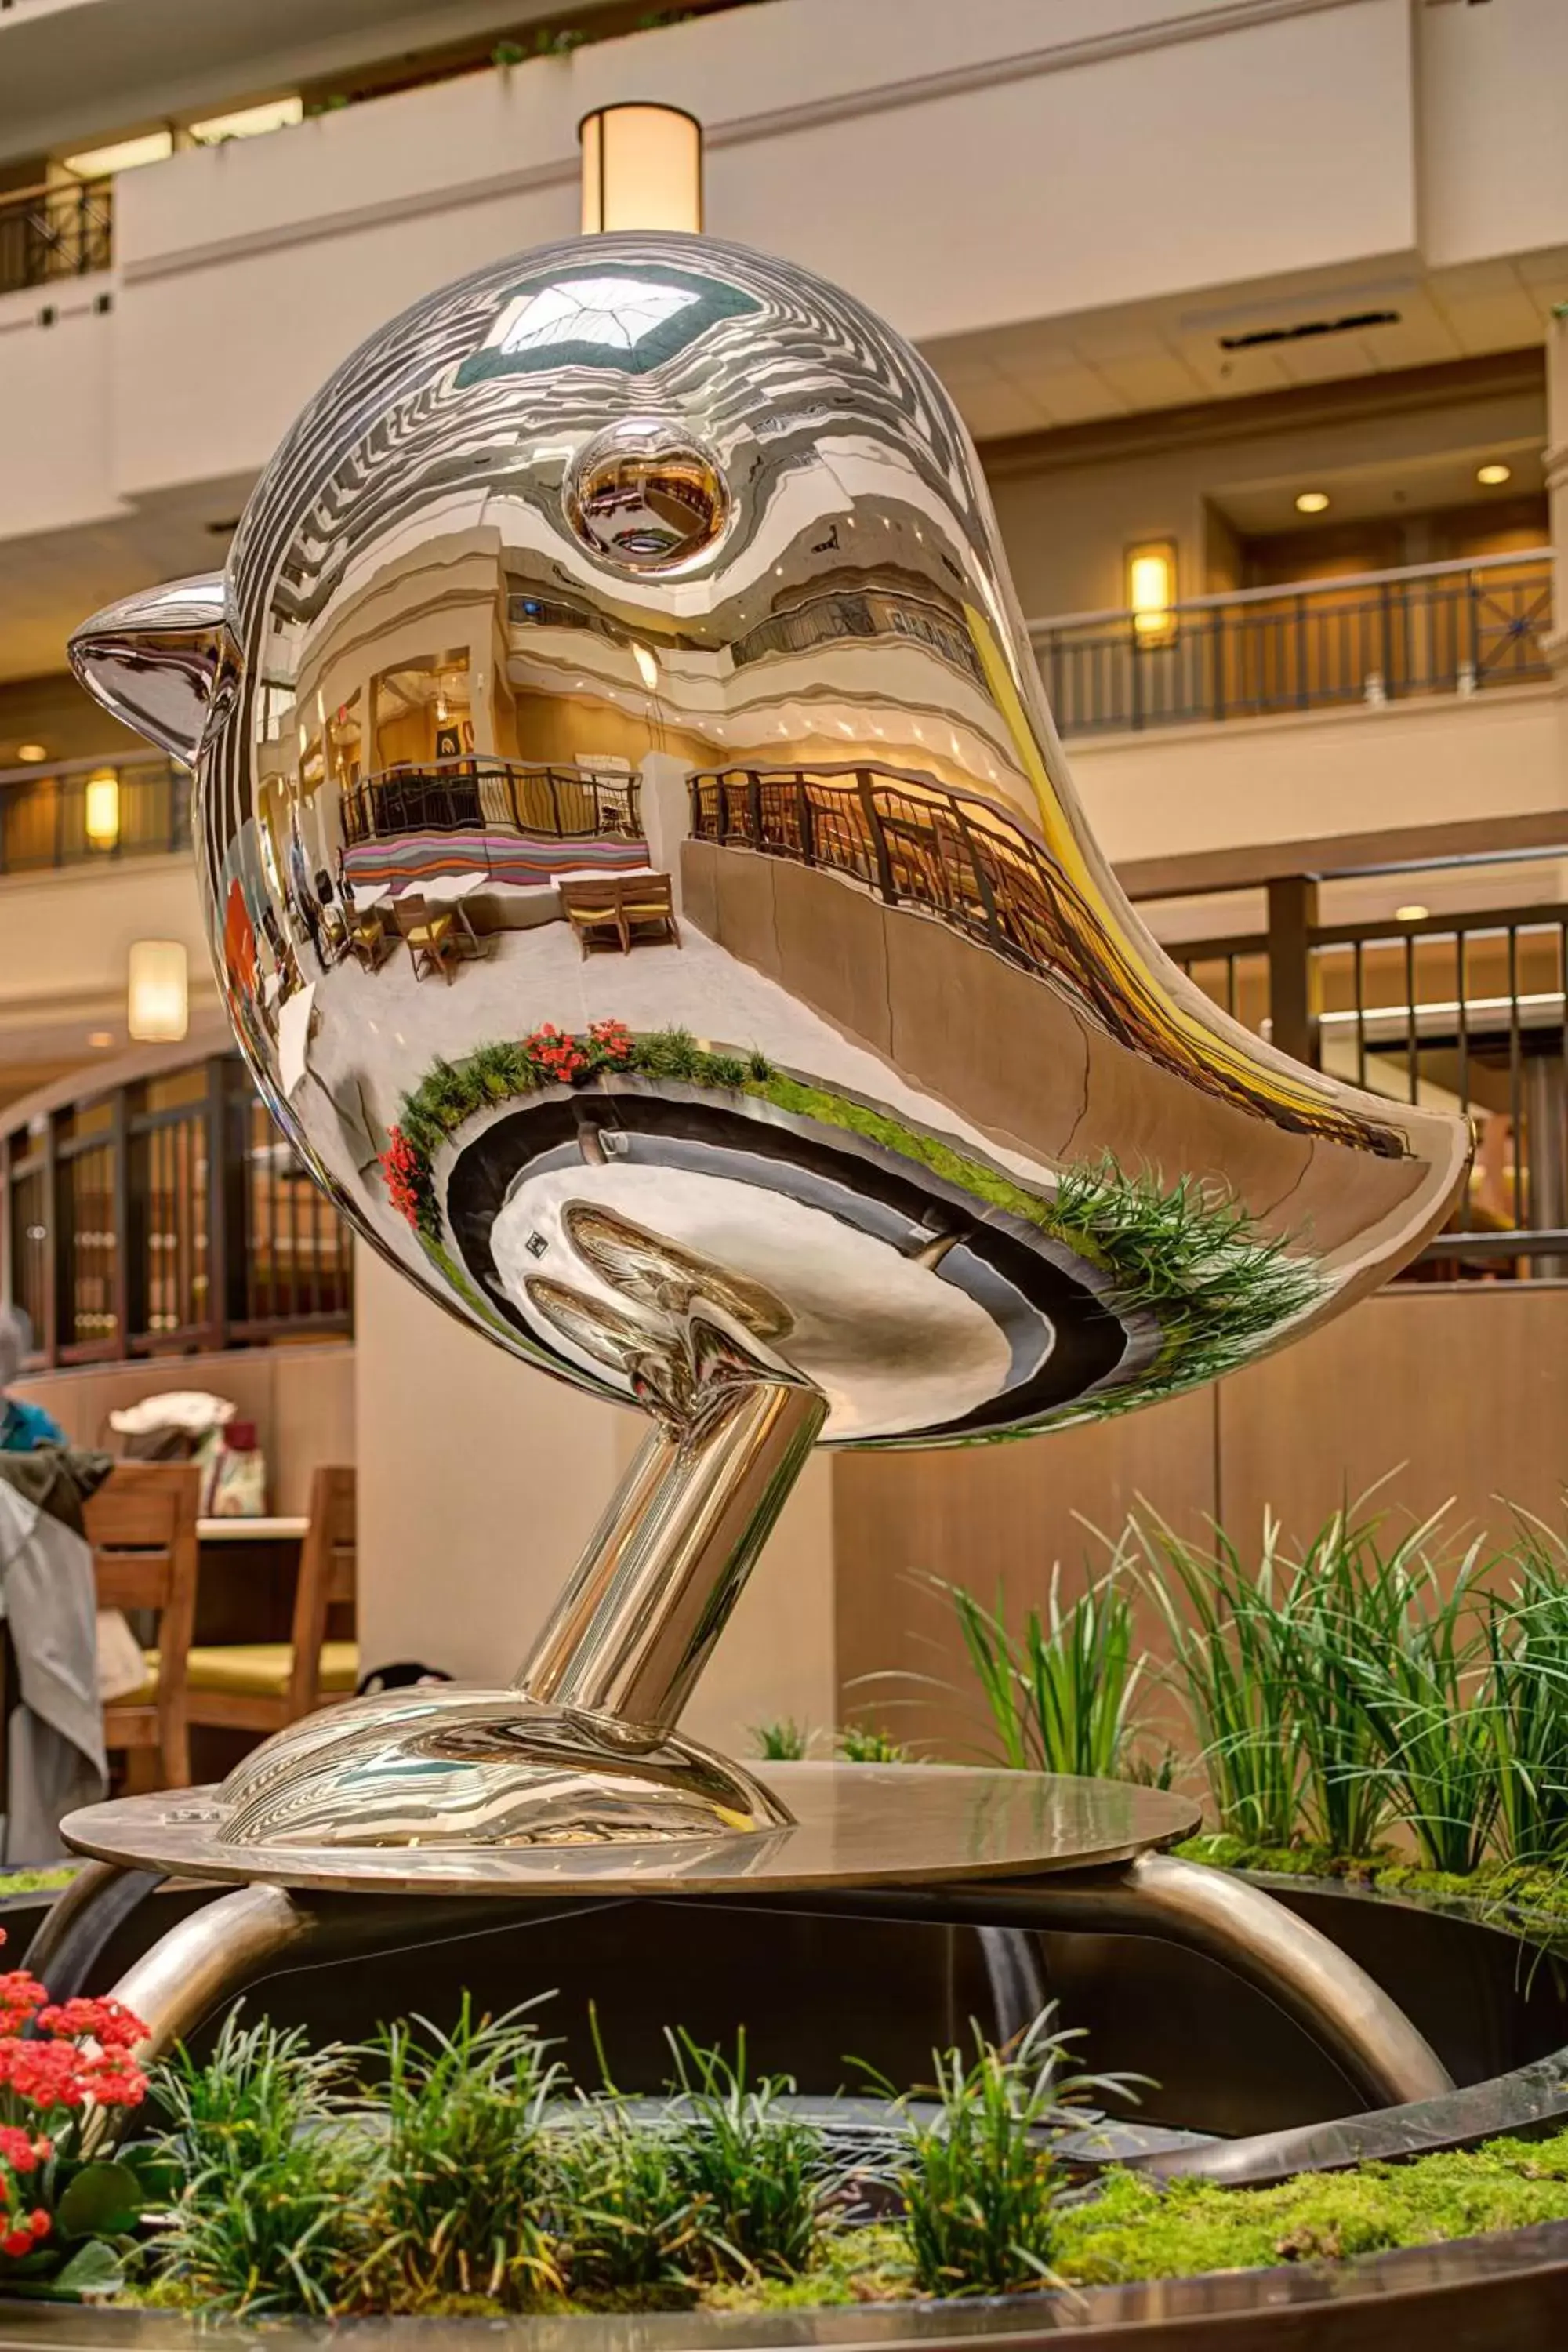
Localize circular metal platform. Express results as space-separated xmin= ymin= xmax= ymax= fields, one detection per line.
xmin=61 ymin=1764 xmax=1200 ymax=1900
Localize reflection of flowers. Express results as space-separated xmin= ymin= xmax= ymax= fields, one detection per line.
xmin=524 ymin=1025 xmax=589 ymax=1086
xmin=390 ymin=1027 xmax=768 ymax=1246
xmin=379 ymin=1126 xmax=428 ymax=1230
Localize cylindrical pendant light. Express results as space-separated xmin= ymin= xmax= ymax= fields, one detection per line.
xmin=579 ymin=103 xmax=702 ymax=235
xmin=128 ymin=938 xmax=189 ymax=1042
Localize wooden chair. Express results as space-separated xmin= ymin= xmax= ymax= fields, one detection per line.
xmin=85 ymin=1462 xmax=200 ymax=1793
xmin=619 ymin=872 xmax=681 ymax=950
xmin=561 ymin=877 xmax=629 ymax=957
xmin=394 ymin=893 xmax=462 ymax=984
xmin=183 ymin=1466 xmax=358 ymax=1737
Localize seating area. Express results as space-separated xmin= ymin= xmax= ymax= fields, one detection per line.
xmin=86 ymin=1461 xmax=358 ymax=1792
xmin=560 ymin=871 xmax=681 ymax=956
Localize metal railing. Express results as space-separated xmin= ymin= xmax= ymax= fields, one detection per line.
xmin=1171 ymin=890 xmax=1568 ymax=1274
xmin=342 ymin=758 xmax=641 ymax=847
xmin=1029 ymin=551 xmax=1554 ymax=737
xmin=2 ymin=1055 xmax=352 ymax=1367
xmin=0 ymin=754 xmax=188 ymax=875
xmin=0 ymin=178 xmax=112 ymax=296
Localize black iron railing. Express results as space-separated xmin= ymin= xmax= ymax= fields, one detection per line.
xmin=0 ymin=178 xmax=112 ymax=296
xmin=1172 ymin=893 xmax=1568 ymax=1268
xmin=0 ymin=755 xmax=189 ymax=874
xmin=342 ymin=759 xmax=641 ymax=846
xmin=1029 ymin=552 xmax=1554 ymax=737
xmin=2 ymin=1056 xmax=352 ymax=1367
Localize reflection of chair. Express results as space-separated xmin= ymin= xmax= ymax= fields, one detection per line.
xmin=86 ymin=1463 xmax=200 ymax=1792
xmin=349 ymin=906 xmax=394 ymax=972
xmin=561 ymin=875 xmax=680 ymax=956
xmin=561 ymin=878 xmax=630 ymax=957
xmin=394 ymin=893 xmax=461 ymax=984
xmin=622 ymin=873 xmax=681 ymax=950
xmin=183 ymin=1467 xmax=358 ymax=1737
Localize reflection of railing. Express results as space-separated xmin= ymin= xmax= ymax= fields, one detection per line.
xmin=1029 ymin=552 xmax=1554 ymax=737
xmin=342 ymin=760 xmax=641 ymax=845
xmin=0 ymin=179 xmax=112 ymax=296
xmin=690 ymin=762 xmax=1071 ymax=975
xmin=2 ymin=1054 xmax=352 ymax=1367
xmin=1170 ymin=887 xmax=1568 ymax=1271
xmin=0 ymin=754 xmax=189 ymax=877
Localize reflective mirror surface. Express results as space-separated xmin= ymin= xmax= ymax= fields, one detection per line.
xmin=72 ymin=232 xmax=1466 ymax=1450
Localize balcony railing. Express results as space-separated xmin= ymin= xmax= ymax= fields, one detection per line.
xmin=0 ymin=754 xmax=188 ymax=876
xmin=1172 ymin=885 xmax=1568 ymax=1274
xmin=341 ymin=758 xmax=641 ymax=848
xmin=2 ymin=1053 xmax=353 ymax=1367
xmin=0 ymin=178 xmax=112 ymax=297
xmin=1028 ymin=551 xmax=1554 ymax=738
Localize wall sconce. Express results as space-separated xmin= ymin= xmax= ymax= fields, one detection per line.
xmin=580 ymin=103 xmax=702 ymax=234
xmin=128 ymin=939 xmax=188 ymax=1043
xmin=83 ymin=768 xmax=121 ymax=850
xmin=1127 ymin=541 xmax=1178 ymax=647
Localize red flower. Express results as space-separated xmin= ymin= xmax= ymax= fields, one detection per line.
xmin=379 ymin=1125 xmax=427 ymax=1229
xmin=36 ymin=1998 xmax=144 ymax=2052
xmin=0 ymin=2128 xmax=42 ymax=2175
xmin=524 ymin=1025 xmax=590 ymax=1085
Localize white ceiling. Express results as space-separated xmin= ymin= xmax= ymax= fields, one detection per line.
xmin=926 ymin=252 xmax=1568 ymax=444
xmin=0 ymin=0 xmax=624 ymax=166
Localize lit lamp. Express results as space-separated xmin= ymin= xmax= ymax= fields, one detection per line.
xmin=128 ymin=939 xmax=188 ymax=1043
xmin=83 ymin=768 xmax=121 ymax=851
xmin=1127 ymin=541 xmax=1178 ymax=647
xmin=579 ymin=103 xmax=702 ymax=234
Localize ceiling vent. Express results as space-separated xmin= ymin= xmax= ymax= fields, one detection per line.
xmin=1218 ymin=309 xmax=1400 ymax=352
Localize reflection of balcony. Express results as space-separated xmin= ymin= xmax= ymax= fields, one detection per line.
xmin=0 ymin=753 xmax=187 ymax=877
xmin=341 ymin=758 xmax=641 ymax=847
xmin=0 ymin=177 xmax=112 ymax=296
xmin=1029 ymin=552 xmax=1553 ymax=739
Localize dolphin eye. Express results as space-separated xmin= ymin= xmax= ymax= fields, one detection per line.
xmin=564 ymin=415 xmax=729 ymax=570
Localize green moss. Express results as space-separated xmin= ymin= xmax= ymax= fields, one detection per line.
xmin=1052 ymin=2130 xmax=1568 ymax=2286
xmin=1173 ymin=1834 xmax=1568 ymax=1940
xmin=0 ymin=1865 xmax=78 ymax=1898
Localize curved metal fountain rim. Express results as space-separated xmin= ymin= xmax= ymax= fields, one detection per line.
xmin=4 ymin=2215 xmax=1568 ymax=2347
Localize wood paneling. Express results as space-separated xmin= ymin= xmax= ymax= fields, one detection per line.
xmin=834 ymin=1286 xmax=1568 ymax=1753
xmin=833 ymin=1386 xmax=1217 ymax=1756
xmin=1216 ymin=1285 xmax=1568 ymax=1546
xmin=11 ymin=1342 xmax=354 ymax=1515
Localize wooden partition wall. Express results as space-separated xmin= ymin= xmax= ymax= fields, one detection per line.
xmin=833 ymin=1284 xmax=1568 ymax=1754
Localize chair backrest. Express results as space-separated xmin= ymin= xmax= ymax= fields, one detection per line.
xmin=625 ymin=873 xmax=674 ymax=913
xmin=561 ymin=878 xmax=623 ymax=913
xmin=392 ymin=894 xmax=430 ymax=935
xmin=289 ymin=1465 xmax=357 ymax=1717
xmin=84 ymin=1461 xmax=200 ymax=1783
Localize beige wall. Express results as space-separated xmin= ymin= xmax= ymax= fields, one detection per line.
xmin=10 ymin=1341 xmax=354 ymax=1517
xmin=0 ymin=857 xmax=212 ymax=1050
xmin=351 ymin=1243 xmax=835 ymax=1750
xmin=1069 ymin=683 xmax=1564 ymax=869
xmin=986 ymin=372 xmax=1547 ymax=622
xmin=836 ymin=1282 xmax=1568 ymax=1755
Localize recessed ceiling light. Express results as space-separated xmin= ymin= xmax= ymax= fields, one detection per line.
xmin=1396 ymin=904 xmax=1429 ymax=923
xmin=15 ymin=743 xmax=47 ymax=763
xmin=86 ymin=1030 xmax=114 ymax=1050
xmin=1294 ymin=490 xmax=1330 ymax=515
xmin=1475 ymin=462 xmax=1512 ymax=487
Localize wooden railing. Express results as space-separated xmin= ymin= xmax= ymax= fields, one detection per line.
xmin=2 ymin=1052 xmax=352 ymax=1368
